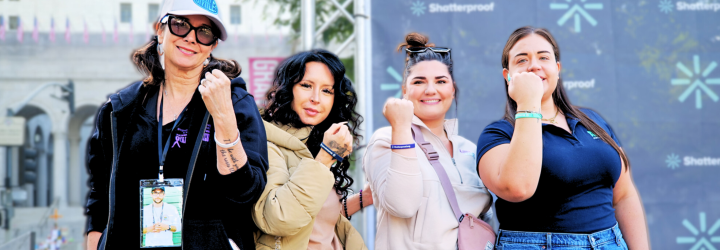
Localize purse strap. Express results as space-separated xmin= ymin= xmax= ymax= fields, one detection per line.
xmin=411 ymin=124 xmax=465 ymax=222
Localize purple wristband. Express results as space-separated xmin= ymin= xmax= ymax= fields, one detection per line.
xmin=391 ymin=144 xmax=415 ymax=149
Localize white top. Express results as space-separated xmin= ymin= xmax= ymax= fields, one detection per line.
xmin=363 ymin=116 xmax=493 ymax=250
xmin=142 ymin=202 xmax=182 ymax=247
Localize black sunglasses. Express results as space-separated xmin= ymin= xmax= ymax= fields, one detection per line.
xmin=405 ymin=47 xmax=452 ymax=53
xmin=161 ymin=15 xmax=218 ymax=46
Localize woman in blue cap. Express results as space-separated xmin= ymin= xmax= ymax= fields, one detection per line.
xmin=84 ymin=0 xmax=268 ymax=249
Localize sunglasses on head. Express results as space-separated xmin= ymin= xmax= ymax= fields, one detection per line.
xmin=405 ymin=47 xmax=451 ymax=53
xmin=161 ymin=15 xmax=218 ymax=46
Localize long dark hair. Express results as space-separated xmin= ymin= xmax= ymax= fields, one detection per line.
xmin=263 ymin=49 xmax=363 ymax=199
xmin=501 ymin=26 xmax=630 ymax=170
xmin=396 ymin=32 xmax=458 ymax=106
xmin=131 ymin=21 xmax=241 ymax=86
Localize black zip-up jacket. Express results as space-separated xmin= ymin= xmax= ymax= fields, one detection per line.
xmin=85 ymin=78 xmax=268 ymax=250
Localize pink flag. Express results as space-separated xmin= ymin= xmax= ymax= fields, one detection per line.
xmin=145 ymin=23 xmax=150 ymax=42
xmin=65 ymin=17 xmax=71 ymax=43
xmin=113 ymin=20 xmax=118 ymax=43
xmin=83 ymin=20 xmax=89 ymax=44
xmin=129 ymin=24 xmax=133 ymax=44
xmin=233 ymin=27 xmax=238 ymax=43
xmin=32 ymin=17 xmax=39 ymax=43
xmin=49 ymin=18 xmax=55 ymax=43
xmin=0 ymin=16 xmax=5 ymax=41
xmin=16 ymin=18 xmax=23 ymax=43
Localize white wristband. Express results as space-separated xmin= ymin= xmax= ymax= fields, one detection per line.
xmin=214 ymin=129 xmax=240 ymax=148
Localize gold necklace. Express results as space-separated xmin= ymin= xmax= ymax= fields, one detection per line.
xmin=542 ymin=108 xmax=560 ymax=124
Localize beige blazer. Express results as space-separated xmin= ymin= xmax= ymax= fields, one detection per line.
xmin=253 ymin=121 xmax=367 ymax=250
xmin=363 ymin=117 xmax=493 ymax=250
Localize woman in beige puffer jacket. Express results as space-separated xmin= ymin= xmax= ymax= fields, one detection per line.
xmin=252 ymin=50 xmax=370 ymax=250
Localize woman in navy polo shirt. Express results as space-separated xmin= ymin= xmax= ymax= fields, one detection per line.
xmin=476 ymin=26 xmax=649 ymax=249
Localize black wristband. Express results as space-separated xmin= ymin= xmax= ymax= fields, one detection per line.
xmin=359 ymin=189 xmax=364 ymax=210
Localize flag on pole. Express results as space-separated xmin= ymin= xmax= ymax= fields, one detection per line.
xmin=101 ymin=21 xmax=106 ymax=44
xmin=233 ymin=26 xmax=238 ymax=43
xmin=129 ymin=24 xmax=133 ymax=44
xmin=49 ymin=17 xmax=55 ymax=43
xmin=83 ymin=19 xmax=89 ymax=44
xmin=65 ymin=17 xmax=71 ymax=43
xmin=113 ymin=19 xmax=118 ymax=43
xmin=145 ymin=23 xmax=150 ymax=42
xmin=16 ymin=17 xmax=23 ymax=43
xmin=0 ymin=16 xmax=5 ymax=41
xmin=32 ymin=17 xmax=39 ymax=43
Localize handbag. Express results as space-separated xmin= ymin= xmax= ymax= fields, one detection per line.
xmin=411 ymin=124 xmax=496 ymax=250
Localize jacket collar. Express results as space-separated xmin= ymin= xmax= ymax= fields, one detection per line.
xmin=263 ymin=120 xmax=313 ymax=158
xmin=411 ymin=116 xmax=459 ymax=137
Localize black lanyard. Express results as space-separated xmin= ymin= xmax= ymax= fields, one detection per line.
xmin=158 ymin=89 xmax=187 ymax=182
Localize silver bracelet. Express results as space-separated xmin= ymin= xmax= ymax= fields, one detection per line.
xmin=214 ymin=129 xmax=240 ymax=148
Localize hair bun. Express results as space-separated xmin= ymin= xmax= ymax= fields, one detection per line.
xmin=396 ymin=32 xmax=435 ymax=52
xmin=406 ymin=32 xmax=431 ymax=47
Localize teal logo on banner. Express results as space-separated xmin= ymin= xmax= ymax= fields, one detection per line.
xmin=671 ymin=55 xmax=720 ymax=109
xmin=676 ymin=212 xmax=720 ymax=249
xmin=193 ymin=0 xmax=218 ymax=15
xmin=659 ymin=0 xmax=674 ymax=13
xmin=550 ymin=0 xmax=603 ymax=33
xmin=381 ymin=66 xmax=403 ymax=98
xmin=411 ymin=1 xmax=427 ymax=16
xmin=666 ymin=153 xmax=681 ymax=170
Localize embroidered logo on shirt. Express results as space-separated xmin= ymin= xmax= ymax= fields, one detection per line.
xmin=587 ymin=131 xmax=600 ymax=139
xmin=459 ymin=149 xmax=476 ymax=159
xmin=202 ymin=124 xmax=212 ymax=142
xmin=172 ymin=128 xmax=188 ymax=148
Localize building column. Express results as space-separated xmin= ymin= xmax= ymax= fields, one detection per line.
xmin=52 ymin=130 xmax=68 ymax=207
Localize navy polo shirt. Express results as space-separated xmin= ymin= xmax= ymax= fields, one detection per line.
xmin=476 ymin=108 xmax=622 ymax=233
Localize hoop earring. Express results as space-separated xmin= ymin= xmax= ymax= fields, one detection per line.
xmin=157 ymin=43 xmax=165 ymax=70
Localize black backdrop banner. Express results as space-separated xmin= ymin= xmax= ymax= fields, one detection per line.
xmin=370 ymin=0 xmax=720 ymax=249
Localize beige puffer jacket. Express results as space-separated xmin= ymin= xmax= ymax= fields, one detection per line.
xmin=253 ymin=121 xmax=367 ymax=250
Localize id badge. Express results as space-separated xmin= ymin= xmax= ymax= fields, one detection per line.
xmin=140 ymin=179 xmax=184 ymax=248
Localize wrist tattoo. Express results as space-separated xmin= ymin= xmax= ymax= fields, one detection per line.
xmin=328 ymin=141 xmax=350 ymax=158
xmin=220 ymin=149 xmax=234 ymax=173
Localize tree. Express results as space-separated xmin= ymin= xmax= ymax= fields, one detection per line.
xmin=248 ymin=0 xmax=355 ymax=49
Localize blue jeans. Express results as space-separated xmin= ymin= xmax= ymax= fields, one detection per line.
xmin=495 ymin=224 xmax=628 ymax=250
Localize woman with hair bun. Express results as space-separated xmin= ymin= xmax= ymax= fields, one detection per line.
xmin=363 ymin=33 xmax=494 ymax=250
xmin=252 ymin=49 xmax=369 ymax=250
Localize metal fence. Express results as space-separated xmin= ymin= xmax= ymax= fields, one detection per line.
xmin=0 ymin=231 xmax=34 ymax=250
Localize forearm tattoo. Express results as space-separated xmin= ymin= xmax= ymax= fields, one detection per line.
xmin=219 ymin=149 xmax=236 ymax=173
xmin=328 ymin=141 xmax=351 ymax=158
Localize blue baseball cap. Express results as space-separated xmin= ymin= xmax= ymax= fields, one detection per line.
xmin=158 ymin=0 xmax=228 ymax=41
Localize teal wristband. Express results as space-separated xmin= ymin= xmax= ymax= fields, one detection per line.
xmin=515 ymin=112 xmax=543 ymax=119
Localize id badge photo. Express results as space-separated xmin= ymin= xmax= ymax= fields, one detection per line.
xmin=140 ymin=179 xmax=184 ymax=248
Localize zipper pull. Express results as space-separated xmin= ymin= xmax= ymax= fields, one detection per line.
xmin=452 ymin=158 xmax=456 ymax=166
